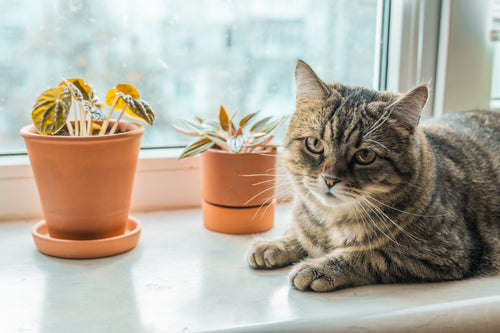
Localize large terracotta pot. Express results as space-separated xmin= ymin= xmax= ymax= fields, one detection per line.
xmin=20 ymin=121 xmax=144 ymax=241
xmin=200 ymin=148 xmax=277 ymax=234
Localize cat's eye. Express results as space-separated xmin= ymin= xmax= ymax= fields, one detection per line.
xmin=305 ymin=137 xmax=324 ymax=154
xmin=354 ymin=149 xmax=377 ymax=165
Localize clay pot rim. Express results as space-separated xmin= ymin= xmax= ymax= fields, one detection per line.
xmin=20 ymin=120 xmax=145 ymax=142
xmin=206 ymin=146 xmax=278 ymax=156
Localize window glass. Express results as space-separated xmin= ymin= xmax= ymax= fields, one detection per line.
xmin=491 ymin=0 xmax=500 ymax=107
xmin=0 ymin=0 xmax=379 ymax=153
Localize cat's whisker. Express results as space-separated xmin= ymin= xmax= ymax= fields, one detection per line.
xmin=252 ymin=179 xmax=278 ymax=186
xmin=364 ymin=107 xmax=393 ymax=138
xmin=243 ymin=184 xmax=281 ymax=206
xmin=356 ymin=198 xmax=404 ymax=248
xmin=365 ymin=194 xmax=446 ymax=218
xmin=351 ymin=202 xmax=374 ymax=252
xmin=361 ymin=196 xmax=425 ymax=243
xmin=251 ymin=186 xmax=294 ymax=220
xmin=365 ymin=139 xmax=390 ymax=152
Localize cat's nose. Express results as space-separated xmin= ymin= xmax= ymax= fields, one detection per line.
xmin=323 ymin=175 xmax=342 ymax=189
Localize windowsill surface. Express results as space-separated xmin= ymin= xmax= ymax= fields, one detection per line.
xmin=3 ymin=205 xmax=500 ymax=332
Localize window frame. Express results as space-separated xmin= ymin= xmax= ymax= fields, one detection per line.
xmin=0 ymin=0 xmax=495 ymax=221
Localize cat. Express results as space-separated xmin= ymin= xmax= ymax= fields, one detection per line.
xmin=246 ymin=60 xmax=500 ymax=292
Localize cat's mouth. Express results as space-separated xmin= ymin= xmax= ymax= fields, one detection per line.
xmin=325 ymin=192 xmax=337 ymax=199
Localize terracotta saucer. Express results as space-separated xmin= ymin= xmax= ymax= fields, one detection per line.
xmin=31 ymin=216 xmax=142 ymax=259
xmin=202 ymin=200 xmax=275 ymax=234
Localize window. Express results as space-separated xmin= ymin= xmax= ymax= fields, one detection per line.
xmin=491 ymin=0 xmax=500 ymax=108
xmin=0 ymin=0 xmax=381 ymax=154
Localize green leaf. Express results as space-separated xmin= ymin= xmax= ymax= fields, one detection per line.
xmin=32 ymin=87 xmax=72 ymax=135
xmin=179 ymin=137 xmax=215 ymax=159
xmin=227 ymin=135 xmax=244 ymax=153
xmin=181 ymin=119 xmax=204 ymax=134
xmin=250 ymin=116 xmax=272 ymax=132
xmin=172 ymin=124 xmax=203 ymax=137
xmin=125 ymin=98 xmax=155 ymax=125
xmin=239 ymin=111 xmax=259 ymax=128
xmin=246 ymin=135 xmax=275 ymax=149
xmin=200 ymin=120 xmax=220 ymax=132
xmin=83 ymin=100 xmax=106 ymax=120
xmin=219 ymin=105 xmax=230 ymax=131
xmin=246 ymin=115 xmax=287 ymax=146
xmin=205 ymin=133 xmax=227 ymax=147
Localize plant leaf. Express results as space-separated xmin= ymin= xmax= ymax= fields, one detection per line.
xmin=181 ymin=119 xmax=204 ymax=134
xmin=250 ymin=116 xmax=272 ymax=132
xmin=239 ymin=111 xmax=259 ymax=128
xmin=59 ymin=78 xmax=87 ymax=101
xmin=106 ymin=85 xmax=155 ymax=125
xmin=32 ymin=87 xmax=72 ymax=135
xmin=219 ymin=105 xmax=230 ymax=131
xmin=82 ymin=100 xmax=106 ymax=120
xmin=105 ymin=84 xmax=139 ymax=110
xmin=60 ymin=78 xmax=104 ymax=113
xmin=172 ymin=124 xmax=203 ymax=137
xmin=200 ymin=120 xmax=220 ymax=132
xmin=205 ymin=133 xmax=227 ymax=147
xmin=179 ymin=137 xmax=215 ymax=159
xmin=124 ymin=98 xmax=155 ymax=125
xmin=227 ymin=135 xmax=244 ymax=153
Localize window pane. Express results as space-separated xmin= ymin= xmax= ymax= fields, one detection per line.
xmin=491 ymin=0 xmax=500 ymax=107
xmin=0 ymin=0 xmax=379 ymax=153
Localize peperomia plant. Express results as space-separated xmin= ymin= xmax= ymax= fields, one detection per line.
xmin=175 ymin=105 xmax=287 ymax=159
xmin=31 ymin=78 xmax=155 ymax=136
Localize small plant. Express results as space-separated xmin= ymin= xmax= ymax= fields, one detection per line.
xmin=175 ymin=105 xmax=287 ymax=159
xmin=31 ymin=78 xmax=155 ymax=136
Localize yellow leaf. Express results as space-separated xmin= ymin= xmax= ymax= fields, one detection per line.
xmin=32 ymin=87 xmax=72 ymax=135
xmin=59 ymin=78 xmax=91 ymax=101
xmin=116 ymin=84 xmax=140 ymax=98
xmin=105 ymin=85 xmax=154 ymax=125
xmin=105 ymin=84 xmax=139 ymax=110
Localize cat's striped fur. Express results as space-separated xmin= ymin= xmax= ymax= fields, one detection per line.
xmin=246 ymin=60 xmax=500 ymax=292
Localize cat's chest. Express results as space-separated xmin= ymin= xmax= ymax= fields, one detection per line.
xmin=294 ymin=203 xmax=365 ymax=257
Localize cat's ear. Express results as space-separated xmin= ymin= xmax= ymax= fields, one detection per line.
xmin=295 ymin=60 xmax=329 ymax=105
xmin=389 ymin=84 xmax=429 ymax=131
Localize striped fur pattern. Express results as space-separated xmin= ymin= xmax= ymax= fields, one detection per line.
xmin=246 ymin=60 xmax=500 ymax=292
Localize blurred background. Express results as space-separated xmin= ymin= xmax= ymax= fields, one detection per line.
xmin=0 ymin=0 xmax=380 ymax=153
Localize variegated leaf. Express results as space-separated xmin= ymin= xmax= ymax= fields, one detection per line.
xmin=32 ymin=87 xmax=72 ymax=135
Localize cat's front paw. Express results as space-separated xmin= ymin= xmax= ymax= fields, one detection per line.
xmin=289 ymin=259 xmax=340 ymax=292
xmin=246 ymin=240 xmax=292 ymax=269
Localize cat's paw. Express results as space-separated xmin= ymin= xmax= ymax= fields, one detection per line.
xmin=289 ymin=259 xmax=337 ymax=292
xmin=246 ymin=240 xmax=292 ymax=269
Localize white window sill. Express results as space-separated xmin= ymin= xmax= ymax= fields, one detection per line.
xmin=0 ymin=148 xmax=201 ymax=221
xmin=2 ymin=206 xmax=500 ymax=332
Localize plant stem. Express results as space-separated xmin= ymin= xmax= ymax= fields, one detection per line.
xmin=109 ymin=104 xmax=127 ymax=135
xmin=79 ymin=104 xmax=86 ymax=136
xmin=99 ymin=96 xmax=120 ymax=135
xmin=73 ymin=101 xmax=79 ymax=136
xmin=66 ymin=120 xmax=74 ymax=136
xmin=88 ymin=118 xmax=93 ymax=136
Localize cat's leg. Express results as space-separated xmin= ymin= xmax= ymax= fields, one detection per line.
xmin=289 ymin=249 xmax=381 ymax=292
xmin=247 ymin=234 xmax=306 ymax=269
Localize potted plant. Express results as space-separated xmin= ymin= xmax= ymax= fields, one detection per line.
xmin=175 ymin=105 xmax=286 ymax=234
xmin=20 ymin=78 xmax=155 ymax=259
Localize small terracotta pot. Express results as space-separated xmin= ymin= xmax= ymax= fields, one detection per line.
xmin=200 ymin=148 xmax=277 ymax=234
xmin=20 ymin=121 xmax=144 ymax=240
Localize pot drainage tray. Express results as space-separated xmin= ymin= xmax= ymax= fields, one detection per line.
xmin=31 ymin=216 xmax=141 ymax=259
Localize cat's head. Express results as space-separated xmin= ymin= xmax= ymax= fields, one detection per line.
xmin=284 ymin=60 xmax=429 ymax=207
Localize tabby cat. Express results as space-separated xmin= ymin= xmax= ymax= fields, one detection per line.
xmin=246 ymin=60 xmax=500 ymax=292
